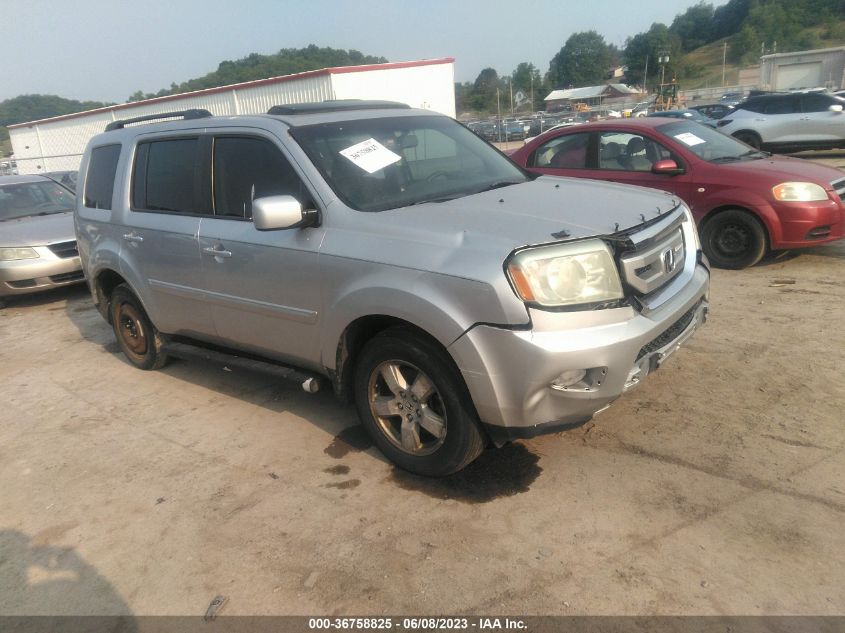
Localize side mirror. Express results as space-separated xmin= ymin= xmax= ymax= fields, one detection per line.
xmin=652 ymin=159 xmax=685 ymax=175
xmin=829 ymin=104 xmax=843 ymax=113
xmin=252 ymin=195 xmax=318 ymax=230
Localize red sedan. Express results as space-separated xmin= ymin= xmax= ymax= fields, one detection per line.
xmin=509 ymin=118 xmax=845 ymax=268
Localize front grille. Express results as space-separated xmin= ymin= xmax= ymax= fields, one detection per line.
xmin=49 ymin=271 xmax=84 ymax=283
xmin=620 ymin=225 xmax=686 ymax=295
xmin=831 ymin=177 xmax=845 ymax=203
xmin=636 ymin=301 xmax=700 ymax=360
xmin=47 ymin=240 xmax=78 ymax=258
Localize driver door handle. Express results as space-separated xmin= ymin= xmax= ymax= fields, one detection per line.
xmin=123 ymin=233 xmax=143 ymax=243
xmin=203 ymin=246 xmax=232 ymax=258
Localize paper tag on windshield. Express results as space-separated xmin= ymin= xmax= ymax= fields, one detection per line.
xmin=674 ymin=132 xmax=705 ymax=147
xmin=339 ymin=138 xmax=402 ymax=173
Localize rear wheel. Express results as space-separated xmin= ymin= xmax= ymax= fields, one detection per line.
xmin=733 ymin=131 xmax=762 ymax=150
xmin=109 ymin=284 xmax=168 ymax=370
xmin=701 ymin=209 xmax=767 ymax=269
xmin=353 ymin=327 xmax=485 ymax=477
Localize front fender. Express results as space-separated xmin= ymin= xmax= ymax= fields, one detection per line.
xmin=319 ymin=262 xmax=527 ymax=371
xmin=701 ymin=188 xmax=782 ymax=245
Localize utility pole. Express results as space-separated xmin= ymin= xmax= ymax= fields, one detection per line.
xmin=722 ymin=41 xmax=727 ymax=87
xmin=509 ymin=77 xmax=514 ymax=116
xmin=530 ymin=73 xmax=534 ymax=112
xmin=643 ymin=54 xmax=649 ymax=94
xmin=496 ymin=87 xmax=502 ymax=142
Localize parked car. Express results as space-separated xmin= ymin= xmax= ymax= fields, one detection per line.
xmin=509 ymin=118 xmax=845 ymax=269
xmin=689 ymin=103 xmax=734 ymax=120
xmin=0 ymin=174 xmax=83 ymax=303
xmin=44 ymin=170 xmax=78 ymax=192
xmin=647 ymin=109 xmax=718 ymax=128
xmin=717 ymin=91 xmax=845 ymax=152
xmin=719 ymin=91 xmax=744 ymax=106
xmin=76 ymin=102 xmax=709 ymax=476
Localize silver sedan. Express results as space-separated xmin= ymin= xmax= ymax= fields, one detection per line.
xmin=0 ymin=175 xmax=84 ymax=303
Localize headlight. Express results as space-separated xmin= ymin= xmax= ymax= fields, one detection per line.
xmin=507 ymin=239 xmax=623 ymax=307
xmin=0 ymin=247 xmax=39 ymax=261
xmin=772 ymin=182 xmax=829 ymax=202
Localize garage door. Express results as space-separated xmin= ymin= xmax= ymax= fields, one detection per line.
xmin=775 ymin=62 xmax=823 ymax=90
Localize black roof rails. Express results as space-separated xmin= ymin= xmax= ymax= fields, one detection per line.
xmin=105 ymin=109 xmax=213 ymax=131
xmin=266 ymin=100 xmax=410 ymax=115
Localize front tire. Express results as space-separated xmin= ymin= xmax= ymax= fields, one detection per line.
xmin=109 ymin=284 xmax=168 ymax=370
xmin=733 ymin=131 xmax=762 ymax=150
xmin=353 ymin=327 xmax=485 ymax=477
xmin=701 ymin=209 xmax=767 ymax=269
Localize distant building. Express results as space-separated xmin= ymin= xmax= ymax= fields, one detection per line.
xmin=8 ymin=58 xmax=456 ymax=175
xmin=544 ymin=83 xmax=641 ymax=111
xmin=759 ymin=46 xmax=845 ymax=91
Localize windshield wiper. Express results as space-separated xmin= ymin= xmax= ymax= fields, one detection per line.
xmin=473 ymin=180 xmax=523 ymax=194
xmin=709 ymin=155 xmax=743 ymax=163
xmin=407 ymin=194 xmax=464 ymax=206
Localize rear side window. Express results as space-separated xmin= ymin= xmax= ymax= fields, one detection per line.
xmin=84 ymin=144 xmax=121 ymax=209
xmin=532 ymin=133 xmax=590 ymax=169
xmin=132 ymin=138 xmax=203 ymax=214
xmin=213 ymin=137 xmax=305 ymax=219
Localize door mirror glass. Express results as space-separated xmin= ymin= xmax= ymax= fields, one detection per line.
xmin=253 ymin=195 xmax=313 ymax=230
xmin=652 ymin=159 xmax=684 ymax=175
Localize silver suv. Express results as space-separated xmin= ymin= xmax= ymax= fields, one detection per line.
xmin=75 ymin=101 xmax=710 ymax=476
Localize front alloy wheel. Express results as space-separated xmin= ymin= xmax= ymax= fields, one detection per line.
xmin=368 ymin=360 xmax=447 ymax=456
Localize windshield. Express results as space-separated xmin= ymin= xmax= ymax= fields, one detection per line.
xmin=0 ymin=180 xmax=75 ymax=221
xmin=655 ymin=121 xmax=767 ymax=163
xmin=290 ymin=115 xmax=529 ymax=211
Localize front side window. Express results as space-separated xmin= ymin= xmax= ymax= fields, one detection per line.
xmin=598 ymin=132 xmax=672 ymax=171
xmin=532 ymin=133 xmax=589 ymax=169
xmin=213 ymin=137 xmax=305 ymax=220
xmin=290 ymin=115 xmax=528 ymax=212
xmin=132 ymin=138 xmax=203 ymax=214
xmin=800 ymin=93 xmax=842 ymax=113
xmin=0 ymin=180 xmax=75 ymax=221
xmin=84 ymin=144 xmax=120 ymax=209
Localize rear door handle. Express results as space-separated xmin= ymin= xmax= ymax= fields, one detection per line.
xmin=123 ymin=233 xmax=143 ymax=243
xmin=202 ymin=246 xmax=232 ymax=258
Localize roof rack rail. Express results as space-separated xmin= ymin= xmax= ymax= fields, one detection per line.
xmin=266 ymin=100 xmax=410 ymax=115
xmin=105 ymin=109 xmax=213 ymax=131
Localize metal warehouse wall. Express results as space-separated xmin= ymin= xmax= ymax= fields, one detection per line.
xmin=9 ymin=59 xmax=454 ymax=175
xmin=759 ymin=47 xmax=845 ymax=91
xmin=329 ymin=62 xmax=455 ymax=119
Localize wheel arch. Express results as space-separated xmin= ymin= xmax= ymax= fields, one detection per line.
xmin=92 ymin=268 xmax=129 ymax=322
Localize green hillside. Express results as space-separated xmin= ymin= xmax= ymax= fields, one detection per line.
xmin=680 ymin=19 xmax=845 ymax=90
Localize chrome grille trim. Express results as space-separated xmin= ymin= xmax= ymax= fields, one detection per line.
xmin=620 ymin=226 xmax=686 ymax=295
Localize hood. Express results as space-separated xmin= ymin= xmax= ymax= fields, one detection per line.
xmin=377 ymin=175 xmax=679 ymax=249
xmin=326 ymin=176 xmax=681 ymax=293
xmin=715 ymin=155 xmax=845 ymax=185
xmin=0 ymin=211 xmax=76 ymax=247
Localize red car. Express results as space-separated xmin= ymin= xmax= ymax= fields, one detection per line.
xmin=509 ymin=118 xmax=845 ymax=268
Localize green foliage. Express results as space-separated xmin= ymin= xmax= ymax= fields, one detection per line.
xmin=548 ymin=31 xmax=611 ymax=88
xmin=127 ymin=45 xmax=388 ymax=102
xmin=670 ymin=2 xmax=716 ymax=51
xmin=0 ymin=94 xmax=112 ymax=128
xmin=623 ymin=23 xmax=683 ymax=88
xmin=511 ymin=62 xmax=541 ymax=96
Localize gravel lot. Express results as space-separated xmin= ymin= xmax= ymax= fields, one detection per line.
xmin=1 ymin=156 xmax=844 ymax=616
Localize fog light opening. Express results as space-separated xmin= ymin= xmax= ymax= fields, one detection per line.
xmin=551 ymin=369 xmax=587 ymax=391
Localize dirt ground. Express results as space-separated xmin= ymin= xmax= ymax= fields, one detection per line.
xmin=1 ymin=157 xmax=844 ymax=617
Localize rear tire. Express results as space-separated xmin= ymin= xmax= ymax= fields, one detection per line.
xmin=733 ymin=131 xmax=762 ymax=150
xmin=353 ymin=327 xmax=485 ymax=477
xmin=109 ymin=284 xmax=168 ymax=370
xmin=701 ymin=209 xmax=767 ymax=269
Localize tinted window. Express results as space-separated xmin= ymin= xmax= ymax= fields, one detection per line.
xmin=84 ymin=144 xmax=121 ymax=209
xmin=800 ymin=93 xmax=838 ymax=112
xmin=133 ymin=139 xmax=202 ymax=213
xmin=532 ymin=133 xmax=589 ymax=169
xmin=761 ymin=97 xmax=796 ymax=115
xmin=213 ymin=137 xmax=306 ymax=219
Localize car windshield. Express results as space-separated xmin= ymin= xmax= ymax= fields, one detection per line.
xmin=290 ymin=115 xmax=529 ymax=211
xmin=0 ymin=180 xmax=75 ymax=221
xmin=655 ymin=121 xmax=767 ymax=163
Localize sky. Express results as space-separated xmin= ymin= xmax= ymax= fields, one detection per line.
xmin=1 ymin=0 xmax=727 ymax=103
